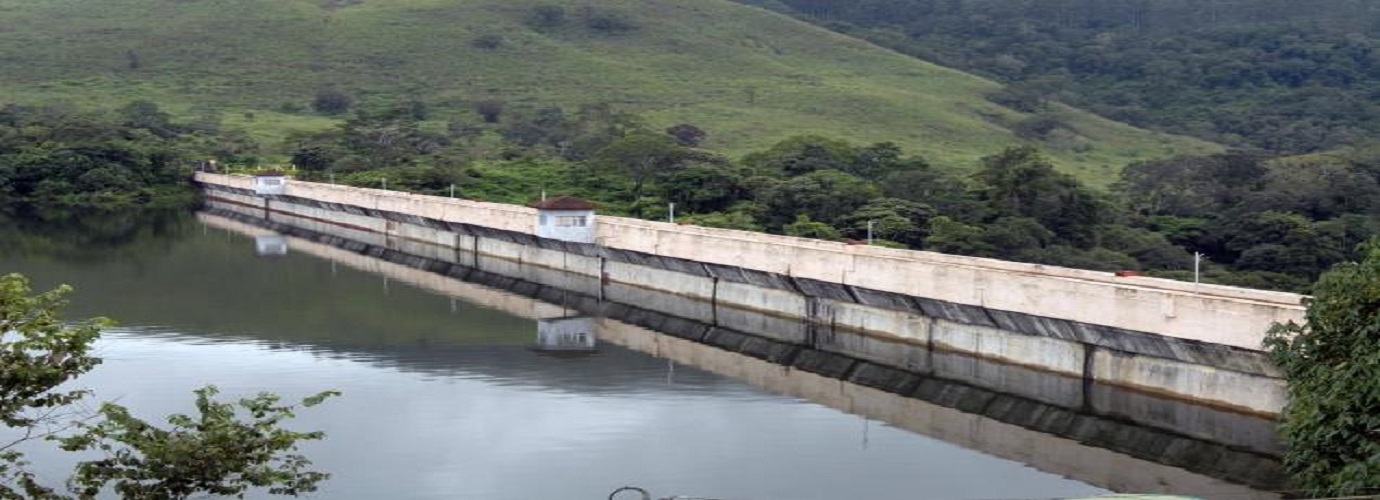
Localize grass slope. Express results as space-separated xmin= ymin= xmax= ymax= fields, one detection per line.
xmin=0 ymin=0 xmax=1220 ymax=182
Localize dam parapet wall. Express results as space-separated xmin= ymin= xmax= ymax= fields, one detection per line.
xmin=196 ymin=172 xmax=1303 ymax=414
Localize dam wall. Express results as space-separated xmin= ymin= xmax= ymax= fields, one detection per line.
xmin=197 ymin=210 xmax=1286 ymax=498
xmin=196 ymin=172 xmax=1303 ymax=415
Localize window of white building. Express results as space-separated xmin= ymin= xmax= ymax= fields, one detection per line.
xmin=555 ymin=215 xmax=587 ymax=227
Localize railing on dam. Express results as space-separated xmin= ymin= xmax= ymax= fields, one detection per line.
xmin=195 ymin=172 xmax=1306 ymax=352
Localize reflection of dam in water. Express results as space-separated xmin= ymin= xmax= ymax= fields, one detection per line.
xmin=198 ymin=208 xmax=1286 ymax=499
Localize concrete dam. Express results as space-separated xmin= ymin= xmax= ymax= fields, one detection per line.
xmin=195 ymin=209 xmax=1287 ymax=498
xmin=195 ymin=172 xmax=1305 ymax=417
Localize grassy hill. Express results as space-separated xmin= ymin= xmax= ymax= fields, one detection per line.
xmin=0 ymin=0 xmax=1220 ymax=182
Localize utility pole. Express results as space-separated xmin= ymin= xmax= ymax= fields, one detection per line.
xmin=449 ymin=184 xmax=456 ymax=198
xmin=668 ymin=203 xmax=676 ymax=224
xmin=381 ymin=177 xmax=387 ymax=191
xmin=867 ymin=220 xmax=875 ymax=245
xmin=1194 ymin=252 xmax=1203 ymax=284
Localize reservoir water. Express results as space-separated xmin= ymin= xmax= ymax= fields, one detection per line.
xmin=0 ymin=209 xmax=1279 ymax=499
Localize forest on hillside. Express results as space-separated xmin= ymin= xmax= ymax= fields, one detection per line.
xmin=6 ymin=98 xmax=1376 ymax=293
xmin=739 ymin=0 xmax=1380 ymax=153
xmin=6 ymin=1 xmax=1380 ymax=294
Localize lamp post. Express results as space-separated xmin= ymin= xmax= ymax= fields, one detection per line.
xmin=1194 ymin=252 xmax=1204 ymax=284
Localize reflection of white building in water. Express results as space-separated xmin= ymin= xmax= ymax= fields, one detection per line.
xmin=254 ymin=234 xmax=288 ymax=256
xmin=534 ymin=317 xmax=597 ymax=356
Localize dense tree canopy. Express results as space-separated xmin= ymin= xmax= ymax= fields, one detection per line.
xmin=0 ymin=103 xmax=223 ymax=206
xmin=1117 ymin=151 xmax=1380 ymax=289
xmin=742 ymin=0 xmax=1380 ymax=153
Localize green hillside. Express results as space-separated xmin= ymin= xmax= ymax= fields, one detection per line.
xmin=0 ymin=0 xmax=1218 ymax=180
xmin=747 ymin=0 xmax=1380 ymax=154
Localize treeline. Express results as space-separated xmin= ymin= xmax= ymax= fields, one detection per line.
xmin=739 ymin=0 xmax=1380 ymax=153
xmin=279 ymin=99 xmax=1380 ymax=292
xmin=0 ymin=102 xmax=253 ymax=206
xmin=4 ymin=98 xmax=1377 ymax=292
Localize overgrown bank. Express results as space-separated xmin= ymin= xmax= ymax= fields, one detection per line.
xmin=0 ymin=102 xmax=212 ymax=207
xmin=1265 ymin=239 xmax=1380 ymax=496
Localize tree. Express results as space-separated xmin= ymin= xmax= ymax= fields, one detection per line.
xmin=880 ymin=165 xmax=983 ymax=221
xmin=525 ymin=5 xmax=567 ymax=30
xmin=980 ymin=216 xmax=1055 ymax=256
xmin=972 ymin=146 xmax=1108 ymax=247
xmin=591 ymin=132 xmax=686 ymax=211
xmin=312 ymin=90 xmax=352 ymax=116
xmin=849 ymin=142 xmax=907 ymax=180
xmin=117 ymin=100 xmax=175 ymax=137
xmin=925 ymin=216 xmax=990 ymax=255
xmin=470 ymin=33 xmax=504 ymax=50
xmin=584 ymin=8 xmax=638 ymax=34
xmin=758 ymin=169 xmax=879 ymax=231
xmin=334 ymin=111 xmax=446 ymax=169
xmin=783 ymin=214 xmax=841 ymax=241
xmin=655 ymin=164 xmax=745 ymax=213
xmin=1264 ymin=239 xmax=1380 ymax=496
xmin=286 ymin=130 xmax=345 ymax=173
xmin=1117 ymin=152 xmax=1270 ymax=218
xmin=681 ymin=206 xmax=763 ymax=231
xmin=1010 ymin=113 xmax=1066 ymax=140
xmin=743 ymin=135 xmax=855 ymax=177
xmin=837 ymin=197 xmax=935 ymax=248
xmin=500 ymin=106 xmax=573 ymax=149
xmin=0 ymin=275 xmax=105 ymax=497
xmin=473 ymin=98 xmax=505 ymax=124
xmin=0 ymin=273 xmax=335 ymax=498
xmin=1092 ymin=224 xmax=1192 ymax=271
xmin=664 ymin=123 xmax=706 ymax=147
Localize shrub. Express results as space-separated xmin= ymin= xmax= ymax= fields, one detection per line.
xmin=471 ymin=33 xmax=504 ymax=50
xmin=525 ymin=5 xmax=566 ymax=30
xmin=1264 ymin=239 xmax=1380 ymax=496
xmin=585 ymin=9 xmax=638 ymax=34
xmin=312 ymin=89 xmax=352 ymax=115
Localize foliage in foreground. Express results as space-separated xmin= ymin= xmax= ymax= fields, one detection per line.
xmin=0 ymin=273 xmax=337 ymax=499
xmin=1264 ymin=239 xmax=1380 ymax=495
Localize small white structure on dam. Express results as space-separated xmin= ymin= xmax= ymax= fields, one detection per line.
xmin=251 ymin=171 xmax=288 ymax=195
xmin=530 ymin=196 xmax=596 ymax=243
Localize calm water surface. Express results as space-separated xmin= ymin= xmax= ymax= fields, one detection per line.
xmin=0 ymin=210 xmax=1106 ymax=499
